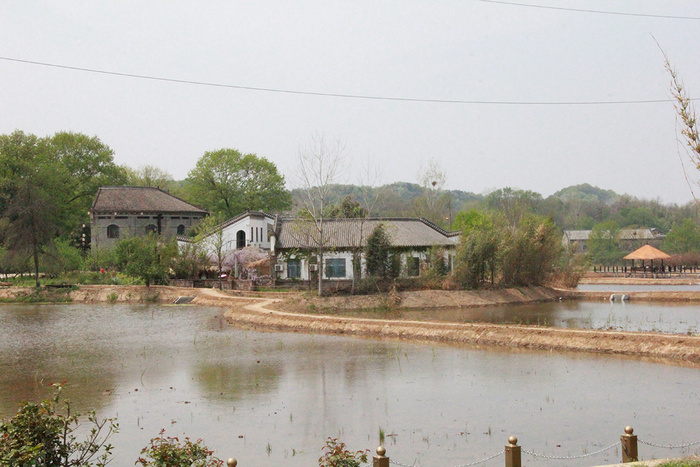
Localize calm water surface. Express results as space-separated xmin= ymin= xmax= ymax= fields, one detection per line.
xmin=343 ymin=301 xmax=700 ymax=334
xmin=1 ymin=303 xmax=699 ymax=466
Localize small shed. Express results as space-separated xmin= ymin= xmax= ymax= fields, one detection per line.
xmin=623 ymin=244 xmax=671 ymax=274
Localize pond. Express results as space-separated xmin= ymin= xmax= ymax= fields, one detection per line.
xmin=577 ymin=284 xmax=700 ymax=292
xmin=1 ymin=303 xmax=699 ymax=466
xmin=332 ymin=300 xmax=700 ymax=334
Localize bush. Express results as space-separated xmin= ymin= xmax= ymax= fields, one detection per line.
xmin=136 ymin=430 xmax=223 ymax=467
xmin=0 ymin=383 xmax=118 ymax=467
xmin=318 ymin=438 xmax=368 ymax=467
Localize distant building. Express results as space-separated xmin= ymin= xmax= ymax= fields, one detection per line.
xmin=90 ymin=186 xmax=207 ymax=249
xmin=562 ymin=228 xmax=665 ymax=253
xmin=189 ymin=211 xmax=275 ymax=252
xmin=270 ymin=217 xmax=460 ymax=281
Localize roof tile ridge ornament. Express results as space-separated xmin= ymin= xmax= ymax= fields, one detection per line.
xmin=416 ymin=217 xmax=451 ymax=236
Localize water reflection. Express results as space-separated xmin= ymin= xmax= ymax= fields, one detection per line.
xmin=0 ymin=304 xmax=699 ymax=467
xmin=332 ymin=300 xmax=700 ymax=334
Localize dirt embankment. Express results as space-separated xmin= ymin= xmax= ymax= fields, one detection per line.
xmin=189 ymin=287 xmax=700 ymax=364
xmin=0 ymin=285 xmax=199 ymax=303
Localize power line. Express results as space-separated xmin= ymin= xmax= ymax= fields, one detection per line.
xmin=475 ymin=0 xmax=700 ymax=20
xmin=0 ymin=55 xmax=690 ymax=106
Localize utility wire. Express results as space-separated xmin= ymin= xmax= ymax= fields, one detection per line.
xmin=475 ymin=0 xmax=700 ymax=20
xmin=0 ymin=55 xmax=692 ymax=106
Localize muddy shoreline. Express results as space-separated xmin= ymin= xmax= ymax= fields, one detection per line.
xmin=1 ymin=284 xmax=699 ymax=363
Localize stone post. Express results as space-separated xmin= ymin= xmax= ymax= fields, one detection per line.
xmin=621 ymin=426 xmax=638 ymax=463
xmin=505 ymin=436 xmax=521 ymax=467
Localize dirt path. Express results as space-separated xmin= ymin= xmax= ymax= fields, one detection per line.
xmin=192 ymin=288 xmax=700 ymax=364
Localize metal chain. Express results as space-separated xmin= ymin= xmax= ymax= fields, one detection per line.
xmin=639 ymin=438 xmax=700 ymax=449
xmin=523 ymin=442 xmax=619 ymax=460
xmin=388 ymin=450 xmax=505 ymax=467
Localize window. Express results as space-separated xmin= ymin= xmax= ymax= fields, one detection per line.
xmin=106 ymin=224 xmax=120 ymax=239
xmin=145 ymin=224 xmax=158 ymax=234
xmin=407 ymin=257 xmax=420 ymax=277
xmin=177 ymin=224 xmax=186 ymax=235
xmin=287 ymin=259 xmax=301 ymax=279
xmin=236 ymin=230 xmax=246 ymax=249
xmin=325 ymin=258 xmax=346 ymax=278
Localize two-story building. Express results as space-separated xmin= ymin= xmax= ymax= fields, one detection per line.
xmin=90 ymin=186 xmax=207 ymax=249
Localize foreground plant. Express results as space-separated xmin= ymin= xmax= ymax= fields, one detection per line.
xmin=0 ymin=383 xmax=118 ymax=466
xmin=136 ymin=430 xmax=223 ymax=467
xmin=318 ymin=437 xmax=368 ymax=467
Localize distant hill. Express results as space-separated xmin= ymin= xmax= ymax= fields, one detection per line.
xmin=551 ymin=183 xmax=619 ymax=204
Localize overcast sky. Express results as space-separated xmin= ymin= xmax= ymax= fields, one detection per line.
xmin=2 ymin=1 xmax=700 ymax=204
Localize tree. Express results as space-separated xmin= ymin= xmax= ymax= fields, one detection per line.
xmin=195 ymin=214 xmax=229 ymax=287
xmin=294 ymin=134 xmax=347 ymax=296
xmin=124 ymin=164 xmax=174 ymax=189
xmin=500 ymin=215 xmax=561 ymax=286
xmin=664 ymin=51 xmax=700 ymax=204
xmin=484 ymin=187 xmax=543 ymax=227
xmin=413 ymin=158 xmax=449 ymax=227
xmin=113 ymin=234 xmax=177 ymax=286
xmin=587 ymin=220 xmax=624 ymax=266
xmin=664 ymin=219 xmax=700 ymax=254
xmin=185 ymin=149 xmax=292 ymax=218
xmin=47 ymin=131 xmax=128 ymax=233
xmin=453 ymin=212 xmax=501 ymax=288
xmin=0 ymin=131 xmax=64 ymax=286
xmin=364 ymin=224 xmax=392 ymax=279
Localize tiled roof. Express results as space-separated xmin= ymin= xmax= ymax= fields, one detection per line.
xmin=275 ymin=217 xmax=457 ymax=250
xmin=563 ymin=229 xmax=664 ymax=242
xmin=91 ymin=186 xmax=207 ymax=214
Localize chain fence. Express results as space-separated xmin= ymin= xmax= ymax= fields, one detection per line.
xmin=358 ymin=431 xmax=700 ymax=467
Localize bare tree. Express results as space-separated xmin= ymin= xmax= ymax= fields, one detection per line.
xmin=659 ymin=44 xmax=700 ymax=206
xmin=294 ymin=134 xmax=347 ymax=296
xmin=414 ymin=158 xmax=448 ymax=226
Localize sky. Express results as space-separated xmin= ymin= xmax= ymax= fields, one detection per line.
xmin=2 ymin=1 xmax=700 ymax=205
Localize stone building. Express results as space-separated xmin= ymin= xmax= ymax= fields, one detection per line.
xmin=90 ymin=186 xmax=207 ymax=249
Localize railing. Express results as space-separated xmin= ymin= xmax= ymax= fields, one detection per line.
xmin=225 ymin=425 xmax=700 ymax=466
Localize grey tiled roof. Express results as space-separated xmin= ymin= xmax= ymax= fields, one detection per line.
xmin=91 ymin=186 xmax=207 ymax=214
xmin=563 ymin=228 xmax=664 ymax=242
xmin=275 ymin=217 xmax=457 ymax=250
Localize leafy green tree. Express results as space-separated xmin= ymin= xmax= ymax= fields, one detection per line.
xmin=484 ymin=188 xmax=543 ymax=227
xmin=587 ymin=220 xmax=624 ymax=266
xmin=124 ymin=164 xmax=174 ymax=188
xmin=171 ymin=241 xmax=209 ymax=280
xmin=136 ymin=430 xmax=223 ymax=467
xmin=664 ymin=219 xmax=700 ymax=254
xmin=453 ymin=209 xmax=491 ymax=233
xmin=364 ymin=224 xmax=392 ymax=279
xmin=47 ymin=131 xmax=127 ymax=233
xmin=113 ymin=234 xmax=177 ymax=286
xmin=500 ymin=215 xmax=561 ymax=286
xmin=41 ymin=238 xmax=84 ymax=277
xmin=0 ymin=131 xmax=65 ymax=286
xmin=185 ymin=149 xmax=292 ymax=218
xmin=0 ymin=383 xmax=117 ymax=467
xmin=328 ymin=195 xmax=366 ymax=218
xmin=454 ymin=214 xmax=502 ymax=288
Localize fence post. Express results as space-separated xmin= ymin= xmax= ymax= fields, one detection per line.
xmin=227 ymin=458 xmax=237 ymax=467
xmin=621 ymin=426 xmax=638 ymax=463
xmin=373 ymin=446 xmax=389 ymax=467
xmin=505 ymin=436 xmax=521 ymax=467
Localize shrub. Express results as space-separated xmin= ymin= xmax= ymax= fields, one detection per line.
xmin=318 ymin=438 xmax=368 ymax=467
xmin=136 ymin=430 xmax=223 ymax=467
xmin=0 ymin=383 xmax=118 ymax=467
